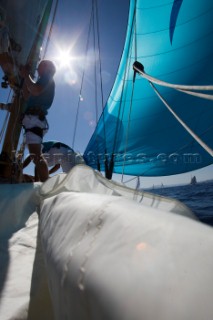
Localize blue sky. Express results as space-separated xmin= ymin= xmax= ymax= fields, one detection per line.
xmin=0 ymin=0 xmax=212 ymax=188
xmin=45 ymin=0 xmax=130 ymax=152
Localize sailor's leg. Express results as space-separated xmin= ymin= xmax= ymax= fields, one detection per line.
xmin=28 ymin=144 xmax=49 ymax=182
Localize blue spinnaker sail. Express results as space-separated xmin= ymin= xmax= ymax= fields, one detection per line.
xmin=84 ymin=0 xmax=213 ymax=177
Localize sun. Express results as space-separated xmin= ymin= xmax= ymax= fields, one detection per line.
xmin=59 ymin=50 xmax=72 ymax=67
xmin=55 ymin=48 xmax=74 ymax=69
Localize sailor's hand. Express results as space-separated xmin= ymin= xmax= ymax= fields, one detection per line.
xmin=0 ymin=103 xmax=12 ymax=111
xmin=19 ymin=64 xmax=30 ymax=78
xmin=19 ymin=65 xmax=27 ymax=78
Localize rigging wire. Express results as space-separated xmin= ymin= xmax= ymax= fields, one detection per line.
xmin=95 ymin=0 xmax=105 ymax=113
xmin=42 ymin=0 xmax=59 ymax=59
xmin=72 ymin=4 xmax=94 ymax=149
xmin=150 ymin=82 xmax=213 ymax=158
xmin=72 ymin=0 xmax=106 ymax=162
xmin=92 ymin=5 xmax=98 ymax=124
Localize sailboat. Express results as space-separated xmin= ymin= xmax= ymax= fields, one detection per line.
xmin=0 ymin=1 xmax=213 ymax=319
xmin=190 ymin=175 xmax=197 ymax=185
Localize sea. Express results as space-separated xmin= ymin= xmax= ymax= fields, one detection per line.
xmin=148 ymin=179 xmax=213 ymax=227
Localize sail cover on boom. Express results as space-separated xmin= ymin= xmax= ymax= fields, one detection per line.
xmin=84 ymin=0 xmax=213 ymax=177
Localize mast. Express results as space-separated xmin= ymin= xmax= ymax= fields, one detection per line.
xmin=0 ymin=0 xmax=53 ymax=180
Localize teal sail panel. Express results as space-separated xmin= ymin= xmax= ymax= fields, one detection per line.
xmin=84 ymin=0 xmax=213 ymax=177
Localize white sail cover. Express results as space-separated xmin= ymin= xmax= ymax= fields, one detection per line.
xmin=0 ymin=165 xmax=213 ymax=320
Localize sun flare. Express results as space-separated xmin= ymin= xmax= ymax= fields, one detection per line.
xmin=55 ymin=48 xmax=74 ymax=69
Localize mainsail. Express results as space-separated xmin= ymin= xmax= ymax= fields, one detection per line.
xmin=0 ymin=0 xmax=53 ymax=81
xmin=84 ymin=0 xmax=213 ymax=177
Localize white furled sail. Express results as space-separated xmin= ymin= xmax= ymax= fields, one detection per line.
xmin=1 ymin=166 xmax=213 ymax=319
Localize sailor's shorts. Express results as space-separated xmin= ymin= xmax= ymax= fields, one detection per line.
xmin=22 ymin=114 xmax=48 ymax=144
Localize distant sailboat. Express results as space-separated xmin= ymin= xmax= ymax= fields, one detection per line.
xmin=190 ymin=176 xmax=197 ymax=185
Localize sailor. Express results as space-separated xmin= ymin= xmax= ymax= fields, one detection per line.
xmin=20 ymin=60 xmax=56 ymax=182
xmin=23 ymin=141 xmax=85 ymax=180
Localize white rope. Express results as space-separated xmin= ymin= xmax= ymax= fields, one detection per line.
xmin=150 ymin=82 xmax=213 ymax=158
xmin=134 ymin=65 xmax=213 ymax=92
xmin=177 ymin=89 xmax=213 ymax=100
